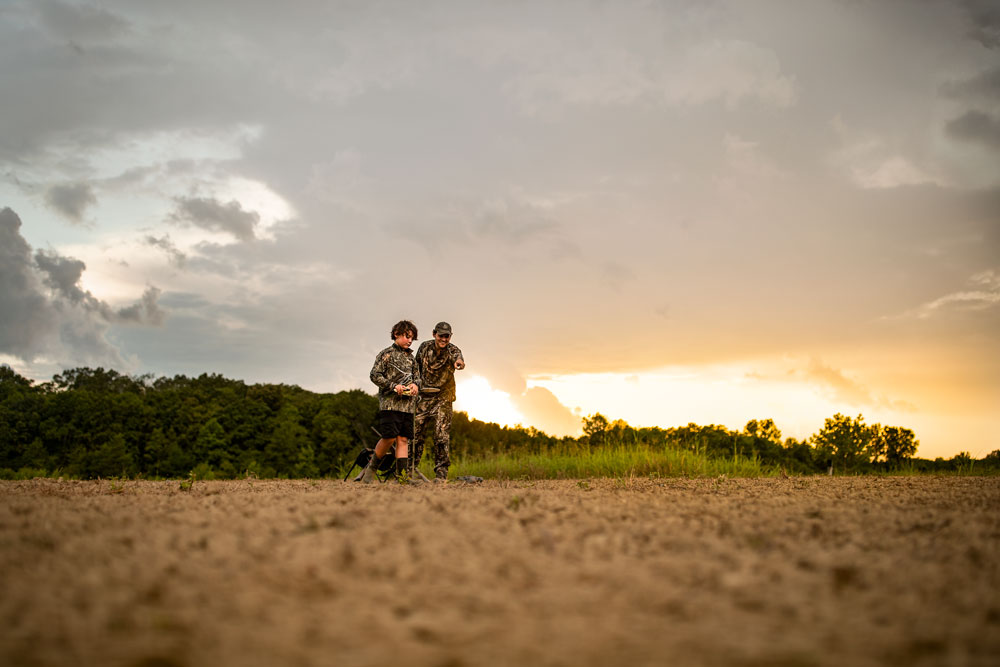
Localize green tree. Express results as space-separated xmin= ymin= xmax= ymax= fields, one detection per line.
xmin=19 ymin=438 xmax=50 ymax=471
xmin=52 ymin=367 xmax=145 ymax=394
xmin=144 ymin=428 xmax=169 ymax=477
xmin=950 ymin=451 xmax=974 ymax=471
xmin=194 ymin=418 xmax=234 ymax=477
xmin=742 ymin=418 xmax=784 ymax=464
xmin=782 ymin=437 xmax=820 ymax=473
xmin=870 ymin=426 xmax=918 ymax=467
xmin=607 ymin=419 xmax=636 ymax=446
xmin=265 ymin=405 xmax=308 ymax=476
xmin=811 ymin=413 xmax=875 ymax=473
xmin=90 ymin=434 xmax=135 ymax=478
xmin=0 ymin=365 xmax=34 ymax=394
xmin=582 ymin=413 xmax=609 ymax=446
xmin=981 ymin=450 xmax=1000 ymax=470
xmin=295 ymin=442 xmax=320 ymax=478
xmin=161 ymin=439 xmax=192 ymax=478
xmin=744 ymin=419 xmax=782 ymax=444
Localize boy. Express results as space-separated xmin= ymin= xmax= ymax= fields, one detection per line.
xmin=362 ymin=320 xmax=422 ymax=484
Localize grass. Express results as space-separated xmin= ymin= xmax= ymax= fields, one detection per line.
xmin=5 ymin=446 xmax=995 ymax=483
xmin=450 ymin=443 xmax=779 ymax=480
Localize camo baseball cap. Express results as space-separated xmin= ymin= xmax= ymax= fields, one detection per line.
xmin=433 ymin=322 xmax=453 ymax=335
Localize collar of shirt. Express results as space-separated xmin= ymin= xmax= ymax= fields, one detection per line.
xmin=392 ymin=343 xmax=413 ymax=354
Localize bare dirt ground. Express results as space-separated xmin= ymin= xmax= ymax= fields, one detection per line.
xmin=1 ymin=476 xmax=998 ymax=667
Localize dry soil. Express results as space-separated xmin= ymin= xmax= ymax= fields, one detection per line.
xmin=1 ymin=476 xmax=998 ymax=667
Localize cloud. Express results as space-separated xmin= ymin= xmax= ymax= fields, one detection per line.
xmin=512 ymin=386 xmax=582 ymax=437
xmin=600 ymin=261 xmax=636 ymax=293
xmin=144 ymin=234 xmax=187 ymax=267
xmin=33 ymin=249 xmax=164 ymax=326
xmin=44 ymin=182 xmax=96 ymax=223
xmin=116 ymin=287 xmax=166 ymax=326
xmin=804 ymin=360 xmax=878 ymax=407
xmin=946 ymin=110 xmax=1000 ymax=152
xmin=0 ymin=207 xmax=165 ymax=369
xmin=35 ymin=0 xmax=131 ymax=45
xmin=831 ymin=117 xmax=942 ymax=189
xmin=395 ymin=192 xmax=578 ymax=260
xmin=469 ymin=196 xmax=558 ymax=244
xmin=854 ymin=156 xmax=937 ymax=189
xmin=803 ymin=360 xmax=914 ymax=412
xmin=941 ymin=66 xmax=1000 ymax=101
xmin=0 ymin=207 xmax=56 ymax=360
xmin=908 ymin=269 xmax=1000 ymax=319
xmin=499 ymin=36 xmax=795 ymax=116
xmin=169 ymin=196 xmax=259 ymax=241
xmin=501 ymin=44 xmax=652 ymax=114
xmin=33 ymin=250 xmax=88 ymax=303
xmin=963 ymin=0 xmax=1000 ymax=49
xmin=664 ymin=40 xmax=796 ymax=109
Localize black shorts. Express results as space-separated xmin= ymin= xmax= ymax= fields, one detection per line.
xmin=378 ymin=410 xmax=414 ymax=440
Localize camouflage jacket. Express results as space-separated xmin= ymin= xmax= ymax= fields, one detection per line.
xmin=370 ymin=344 xmax=422 ymax=413
xmin=414 ymin=340 xmax=464 ymax=402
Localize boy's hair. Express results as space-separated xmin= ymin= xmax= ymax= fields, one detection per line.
xmin=390 ymin=320 xmax=418 ymax=340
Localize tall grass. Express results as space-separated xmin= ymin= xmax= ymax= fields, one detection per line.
xmin=451 ymin=442 xmax=778 ymax=480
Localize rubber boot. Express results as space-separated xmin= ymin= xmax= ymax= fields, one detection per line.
xmin=360 ymin=455 xmax=381 ymax=484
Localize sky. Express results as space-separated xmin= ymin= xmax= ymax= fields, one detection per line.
xmin=1 ymin=0 xmax=998 ymax=459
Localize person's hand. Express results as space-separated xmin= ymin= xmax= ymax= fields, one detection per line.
xmin=394 ymin=384 xmax=405 ymax=395
xmin=455 ymin=359 xmax=465 ymax=370
xmin=406 ymin=383 xmax=418 ymax=396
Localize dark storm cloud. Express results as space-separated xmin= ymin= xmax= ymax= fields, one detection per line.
xmin=941 ymin=66 xmax=1000 ymax=101
xmin=44 ymin=182 xmax=96 ymax=223
xmin=169 ymin=197 xmax=259 ymax=241
xmin=963 ymin=0 xmax=1000 ymax=49
xmin=0 ymin=1 xmax=275 ymax=165
xmin=144 ymin=234 xmax=187 ymax=267
xmin=0 ymin=207 xmax=55 ymax=359
xmin=33 ymin=248 xmax=167 ymax=326
xmin=33 ymin=250 xmax=87 ymax=303
xmin=0 ymin=207 xmax=165 ymax=366
xmin=116 ymin=287 xmax=166 ymax=326
xmin=36 ymin=0 xmax=131 ymax=44
xmin=946 ymin=110 xmax=1000 ymax=151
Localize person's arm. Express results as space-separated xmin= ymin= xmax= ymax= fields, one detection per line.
xmin=370 ymin=350 xmax=393 ymax=393
xmin=452 ymin=344 xmax=466 ymax=370
xmin=414 ymin=342 xmax=427 ymax=376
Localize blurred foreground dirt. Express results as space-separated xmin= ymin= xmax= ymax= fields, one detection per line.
xmin=1 ymin=476 xmax=998 ymax=667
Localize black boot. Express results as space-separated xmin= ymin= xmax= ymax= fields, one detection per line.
xmin=396 ymin=457 xmax=423 ymax=485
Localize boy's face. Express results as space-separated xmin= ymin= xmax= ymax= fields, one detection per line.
xmin=394 ymin=331 xmax=414 ymax=348
xmin=433 ymin=332 xmax=451 ymax=349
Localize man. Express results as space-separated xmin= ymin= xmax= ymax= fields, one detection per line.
xmin=362 ymin=320 xmax=422 ymax=484
xmin=412 ymin=321 xmax=465 ymax=482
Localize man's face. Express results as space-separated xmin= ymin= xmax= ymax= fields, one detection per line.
xmin=395 ymin=331 xmax=414 ymax=349
xmin=433 ymin=331 xmax=451 ymax=349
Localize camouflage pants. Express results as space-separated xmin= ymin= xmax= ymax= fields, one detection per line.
xmin=413 ymin=397 xmax=453 ymax=479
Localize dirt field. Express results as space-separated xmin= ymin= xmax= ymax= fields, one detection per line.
xmin=1 ymin=476 xmax=997 ymax=667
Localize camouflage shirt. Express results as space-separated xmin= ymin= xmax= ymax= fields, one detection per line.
xmin=370 ymin=344 xmax=422 ymax=413
xmin=414 ymin=340 xmax=464 ymax=402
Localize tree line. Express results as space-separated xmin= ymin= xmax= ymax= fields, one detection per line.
xmin=580 ymin=413 xmax=995 ymax=474
xmin=0 ymin=366 xmax=995 ymax=479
